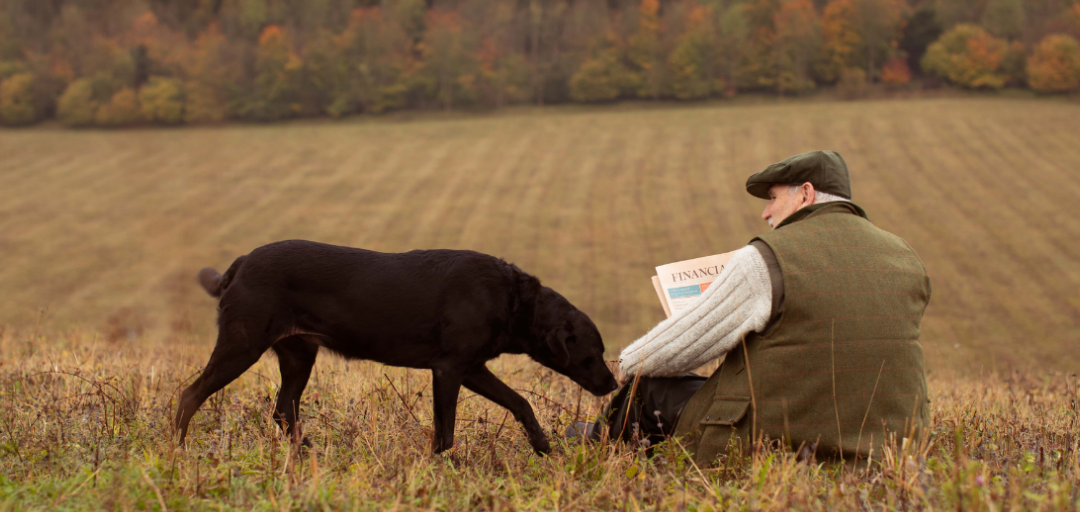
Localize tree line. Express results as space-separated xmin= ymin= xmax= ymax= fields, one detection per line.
xmin=1 ymin=0 xmax=1079 ymax=127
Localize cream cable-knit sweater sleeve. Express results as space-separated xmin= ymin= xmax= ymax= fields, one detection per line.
xmin=618 ymin=245 xmax=773 ymax=378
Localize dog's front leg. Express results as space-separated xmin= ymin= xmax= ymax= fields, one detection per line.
xmin=431 ymin=367 xmax=465 ymax=453
xmin=463 ymin=365 xmax=550 ymax=455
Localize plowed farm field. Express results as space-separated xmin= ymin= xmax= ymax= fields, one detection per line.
xmin=2 ymin=98 xmax=1078 ymax=372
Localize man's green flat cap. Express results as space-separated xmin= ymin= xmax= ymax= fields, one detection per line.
xmin=745 ymin=150 xmax=852 ymax=200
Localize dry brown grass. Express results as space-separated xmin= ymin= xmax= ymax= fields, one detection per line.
xmin=0 ymin=332 xmax=1076 ymax=510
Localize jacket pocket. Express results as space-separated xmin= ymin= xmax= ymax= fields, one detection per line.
xmin=699 ymin=396 xmax=751 ymax=426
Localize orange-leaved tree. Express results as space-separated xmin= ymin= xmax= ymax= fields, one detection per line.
xmin=819 ymin=0 xmax=906 ymax=83
xmin=1027 ymin=34 xmax=1080 ymax=93
xmin=182 ymin=24 xmax=234 ymax=123
xmin=94 ymin=87 xmax=141 ymax=126
xmin=819 ymin=0 xmax=859 ymax=83
xmin=879 ymin=57 xmax=912 ymax=85
xmin=735 ymin=0 xmax=780 ymax=89
xmin=667 ymin=5 xmax=723 ymax=100
xmin=419 ymin=10 xmax=477 ymax=111
xmin=475 ymin=1 xmax=531 ymax=108
xmin=239 ymin=25 xmax=304 ymax=121
xmin=628 ymin=0 xmax=668 ymax=99
xmin=921 ymin=24 xmax=1009 ymax=89
xmin=330 ymin=7 xmax=413 ymax=115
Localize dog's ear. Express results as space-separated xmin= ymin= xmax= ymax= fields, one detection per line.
xmin=514 ymin=271 xmax=541 ymax=311
xmin=510 ymin=267 xmax=541 ymax=326
xmin=545 ymin=321 xmax=572 ymax=366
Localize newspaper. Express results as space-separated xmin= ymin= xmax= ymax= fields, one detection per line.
xmin=651 ymin=251 xmax=736 ymax=317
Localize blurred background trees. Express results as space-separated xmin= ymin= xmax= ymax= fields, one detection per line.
xmin=1 ymin=0 xmax=1079 ymax=127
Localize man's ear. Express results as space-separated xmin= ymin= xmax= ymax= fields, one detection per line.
xmin=545 ymin=323 xmax=572 ymax=366
xmin=801 ymin=182 xmax=816 ymax=206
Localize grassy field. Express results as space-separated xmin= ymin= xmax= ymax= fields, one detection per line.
xmin=2 ymin=98 xmax=1079 ymax=371
xmin=1 ymin=98 xmax=1079 ymax=509
xmin=0 ymin=334 xmax=1077 ymax=510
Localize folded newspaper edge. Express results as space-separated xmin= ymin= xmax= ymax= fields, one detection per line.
xmin=652 ymin=251 xmax=736 ymax=318
xmin=650 ymin=276 xmax=672 ymax=318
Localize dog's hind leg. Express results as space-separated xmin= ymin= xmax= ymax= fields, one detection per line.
xmin=463 ymin=365 xmax=550 ymax=454
xmin=431 ymin=367 xmax=465 ymax=454
xmin=271 ymin=336 xmax=319 ymax=446
xmin=175 ymin=321 xmax=268 ymax=446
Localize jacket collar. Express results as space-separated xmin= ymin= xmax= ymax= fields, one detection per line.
xmin=773 ymin=201 xmax=868 ymax=231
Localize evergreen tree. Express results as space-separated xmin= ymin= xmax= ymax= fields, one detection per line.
xmin=899 ymin=7 xmax=943 ymax=75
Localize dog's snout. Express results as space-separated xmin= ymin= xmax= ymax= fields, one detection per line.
xmin=588 ymin=376 xmax=619 ymax=396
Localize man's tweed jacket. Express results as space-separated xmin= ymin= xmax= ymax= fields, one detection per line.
xmin=674 ymin=201 xmax=931 ymax=465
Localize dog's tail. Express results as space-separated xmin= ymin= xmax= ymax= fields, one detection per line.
xmin=197 ymin=255 xmax=248 ymax=298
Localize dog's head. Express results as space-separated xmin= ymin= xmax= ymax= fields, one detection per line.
xmin=526 ymin=286 xmax=619 ymax=396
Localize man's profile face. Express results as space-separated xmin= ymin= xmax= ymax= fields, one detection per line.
xmin=762 ymin=183 xmax=814 ymax=230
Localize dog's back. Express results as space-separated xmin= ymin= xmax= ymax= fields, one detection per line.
xmin=200 ymin=240 xmax=523 ymax=365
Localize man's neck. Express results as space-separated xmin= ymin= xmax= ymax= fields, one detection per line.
xmin=774 ymin=201 xmax=867 ymax=230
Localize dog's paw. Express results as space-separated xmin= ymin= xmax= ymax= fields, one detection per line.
xmin=531 ymin=439 xmax=552 ymax=455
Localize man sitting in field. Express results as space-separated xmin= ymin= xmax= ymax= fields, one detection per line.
xmin=570 ymin=150 xmax=932 ymax=465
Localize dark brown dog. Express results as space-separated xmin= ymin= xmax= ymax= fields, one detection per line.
xmin=176 ymin=240 xmax=618 ymax=454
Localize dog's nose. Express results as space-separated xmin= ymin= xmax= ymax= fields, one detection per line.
xmin=588 ymin=380 xmax=619 ymax=397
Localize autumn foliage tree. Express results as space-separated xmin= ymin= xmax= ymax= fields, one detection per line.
xmin=922 ymin=24 xmax=1009 ymax=89
xmin=819 ymin=0 xmax=860 ymax=83
xmin=239 ymin=25 xmax=304 ymax=121
xmin=56 ymin=78 xmax=99 ymax=126
xmin=94 ymin=87 xmax=141 ymax=126
xmin=736 ymin=0 xmax=782 ymax=89
xmin=322 ymin=7 xmax=413 ymax=116
xmin=475 ymin=2 xmax=531 ymax=108
xmin=773 ymin=0 xmax=821 ymax=93
xmin=419 ymin=10 xmax=479 ymax=111
xmin=182 ymin=24 xmax=234 ymax=123
xmin=139 ymin=77 xmax=185 ymax=123
xmin=570 ymin=44 xmax=636 ymax=102
xmin=880 ymin=57 xmax=912 ymax=85
xmin=629 ymin=0 xmax=668 ymax=99
xmin=819 ymin=0 xmax=906 ymax=83
xmin=0 ymin=73 xmax=37 ymax=125
xmin=668 ymin=6 xmax=722 ymax=100
xmin=1027 ymin=34 xmax=1080 ymax=93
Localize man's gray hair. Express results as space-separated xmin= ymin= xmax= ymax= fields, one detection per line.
xmin=786 ymin=185 xmax=849 ymax=204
